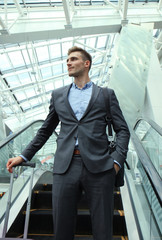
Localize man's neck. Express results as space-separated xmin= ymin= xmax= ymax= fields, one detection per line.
xmin=74 ymin=76 xmax=90 ymax=89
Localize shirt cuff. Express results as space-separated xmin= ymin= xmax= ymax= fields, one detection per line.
xmin=114 ymin=160 xmax=121 ymax=168
xmin=20 ymin=154 xmax=28 ymax=162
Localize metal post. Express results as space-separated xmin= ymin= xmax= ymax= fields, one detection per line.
xmin=2 ymin=168 xmax=15 ymax=238
xmin=23 ymin=168 xmax=34 ymax=239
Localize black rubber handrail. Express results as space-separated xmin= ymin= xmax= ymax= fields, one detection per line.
xmin=15 ymin=162 xmax=36 ymax=168
xmin=134 ymin=118 xmax=162 ymax=136
xmin=0 ymin=119 xmax=58 ymax=149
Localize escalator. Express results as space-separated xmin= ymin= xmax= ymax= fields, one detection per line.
xmin=0 ymin=118 xmax=161 ymax=239
xmin=4 ymin=172 xmax=127 ymax=240
xmin=123 ymin=118 xmax=162 ymax=240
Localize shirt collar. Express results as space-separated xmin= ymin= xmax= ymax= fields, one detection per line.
xmin=72 ymin=81 xmax=92 ymax=90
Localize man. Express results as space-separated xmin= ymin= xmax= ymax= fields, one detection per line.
xmin=7 ymin=46 xmax=130 ymax=240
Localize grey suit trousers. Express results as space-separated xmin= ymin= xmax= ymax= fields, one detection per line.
xmin=52 ymin=154 xmax=116 ymax=240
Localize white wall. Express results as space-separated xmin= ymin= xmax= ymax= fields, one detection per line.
xmin=109 ymin=24 xmax=153 ymax=129
xmin=143 ymin=46 xmax=162 ymax=127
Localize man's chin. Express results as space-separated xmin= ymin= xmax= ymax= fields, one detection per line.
xmin=68 ymin=72 xmax=77 ymax=77
xmin=68 ymin=73 xmax=73 ymax=77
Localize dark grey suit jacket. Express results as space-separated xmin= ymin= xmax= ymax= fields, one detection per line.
xmin=21 ymin=83 xmax=130 ymax=174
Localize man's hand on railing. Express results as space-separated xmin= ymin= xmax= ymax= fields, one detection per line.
xmin=6 ymin=156 xmax=24 ymax=173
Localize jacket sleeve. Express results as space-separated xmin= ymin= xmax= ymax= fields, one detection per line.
xmin=109 ymin=89 xmax=130 ymax=168
xmin=21 ymin=92 xmax=59 ymax=161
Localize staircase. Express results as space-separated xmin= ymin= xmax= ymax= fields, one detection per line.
xmin=6 ymin=181 xmax=128 ymax=240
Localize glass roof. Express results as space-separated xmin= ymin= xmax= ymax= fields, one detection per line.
xmin=0 ymin=0 xmax=160 ymax=7
xmin=0 ymin=33 xmax=119 ymax=129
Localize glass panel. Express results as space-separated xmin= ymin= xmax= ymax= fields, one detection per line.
xmin=6 ymin=76 xmax=20 ymax=87
xmin=44 ymin=82 xmax=54 ymax=92
xmin=85 ymin=37 xmax=96 ymax=49
xmin=19 ymin=72 xmax=32 ymax=84
xmin=0 ymin=54 xmax=11 ymax=71
xmin=63 ymin=62 xmax=68 ymax=73
xmin=62 ymin=42 xmax=72 ymax=57
xmin=36 ymin=46 xmax=49 ymax=62
xmin=41 ymin=66 xmax=52 ymax=79
xmin=55 ymin=79 xmax=63 ymax=88
xmin=14 ymin=91 xmax=27 ymax=101
xmin=50 ymin=44 xmax=61 ymax=59
xmin=20 ymin=102 xmax=31 ymax=110
xmin=25 ymin=88 xmax=36 ymax=98
xmin=29 ymin=99 xmax=40 ymax=108
xmin=0 ymin=120 xmax=57 ymax=224
xmin=135 ymin=120 xmax=162 ymax=178
xmin=52 ymin=65 xmax=63 ymax=75
xmin=63 ymin=76 xmax=72 ymax=85
xmin=126 ymin=141 xmax=162 ymax=240
xmin=97 ymin=36 xmax=107 ymax=48
xmin=8 ymin=52 xmax=25 ymax=68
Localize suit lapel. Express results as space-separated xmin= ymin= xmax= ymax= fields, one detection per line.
xmin=63 ymin=84 xmax=78 ymax=120
xmin=63 ymin=82 xmax=101 ymax=121
xmin=81 ymin=83 xmax=101 ymax=120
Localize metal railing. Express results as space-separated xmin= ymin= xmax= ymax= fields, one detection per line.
xmin=0 ymin=119 xmax=57 ymax=184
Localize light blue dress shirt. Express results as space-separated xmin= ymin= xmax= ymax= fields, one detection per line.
xmin=68 ymin=81 xmax=93 ymax=146
xmin=68 ymin=82 xmax=93 ymax=121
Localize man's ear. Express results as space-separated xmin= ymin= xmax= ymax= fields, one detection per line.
xmin=85 ymin=60 xmax=90 ymax=69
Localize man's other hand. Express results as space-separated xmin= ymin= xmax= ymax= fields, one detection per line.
xmin=6 ymin=156 xmax=24 ymax=173
xmin=114 ymin=163 xmax=120 ymax=175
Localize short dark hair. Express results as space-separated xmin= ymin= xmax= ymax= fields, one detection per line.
xmin=68 ymin=46 xmax=92 ymax=71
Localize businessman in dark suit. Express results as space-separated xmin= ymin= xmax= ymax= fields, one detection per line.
xmin=7 ymin=46 xmax=130 ymax=240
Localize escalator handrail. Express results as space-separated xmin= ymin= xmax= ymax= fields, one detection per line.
xmin=0 ymin=119 xmax=57 ymax=149
xmin=134 ymin=118 xmax=162 ymax=136
xmin=130 ymin=129 xmax=162 ymax=205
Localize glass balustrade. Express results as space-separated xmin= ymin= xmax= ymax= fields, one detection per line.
xmin=126 ymin=118 xmax=162 ymax=240
xmin=134 ymin=119 xmax=162 ymax=178
xmin=0 ymin=120 xmax=57 ymax=228
xmin=0 ymin=119 xmax=57 ymax=193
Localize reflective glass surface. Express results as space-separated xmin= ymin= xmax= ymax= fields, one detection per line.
xmin=135 ymin=119 xmax=162 ymax=178
xmin=126 ymin=140 xmax=162 ymax=240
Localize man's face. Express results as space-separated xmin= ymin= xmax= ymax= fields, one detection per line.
xmin=67 ymin=51 xmax=87 ymax=77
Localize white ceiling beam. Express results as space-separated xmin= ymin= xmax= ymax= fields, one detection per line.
xmin=0 ymin=0 xmax=24 ymax=34
xmin=70 ymin=0 xmax=75 ymax=12
xmin=0 ymin=4 xmax=162 ymax=44
xmin=0 ymin=16 xmax=9 ymax=34
xmin=122 ymin=0 xmax=129 ymax=24
xmin=0 ymin=24 xmax=121 ymax=44
xmin=62 ymin=0 xmax=73 ymax=28
xmin=13 ymin=0 xmax=24 ymax=16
